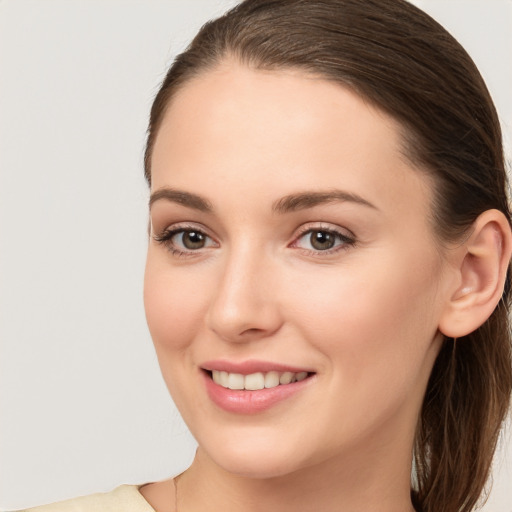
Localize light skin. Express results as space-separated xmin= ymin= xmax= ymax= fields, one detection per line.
xmin=140 ymin=62 xmax=512 ymax=512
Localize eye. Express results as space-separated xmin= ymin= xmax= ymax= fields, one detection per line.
xmin=174 ymin=230 xmax=209 ymax=250
xmin=153 ymin=226 xmax=217 ymax=255
xmin=293 ymin=227 xmax=355 ymax=253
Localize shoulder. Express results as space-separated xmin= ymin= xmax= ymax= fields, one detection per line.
xmin=16 ymin=485 xmax=155 ymax=512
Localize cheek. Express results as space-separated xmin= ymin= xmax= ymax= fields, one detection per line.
xmin=143 ymin=252 xmax=209 ymax=353
xmin=288 ymin=249 xmax=443 ymax=382
xmin=143 ymin=253 xmax=213 ymax=413
xmin=285 ymin=253 xmax=443 ymax=442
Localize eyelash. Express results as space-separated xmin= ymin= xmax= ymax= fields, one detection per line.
xmin=291 ymin=224 xmax=356 ymax=255
xmin=153 ymin=224 xmax=217 ymax=257
xmin=153 ymin=224 xmax=356 ymax=257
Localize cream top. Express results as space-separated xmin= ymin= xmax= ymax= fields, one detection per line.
xmin=18 ymin=485 xmax=155 ymax=512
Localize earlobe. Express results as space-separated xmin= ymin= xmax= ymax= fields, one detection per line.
xmin=439 ymin=209 xmax=512 ymax=338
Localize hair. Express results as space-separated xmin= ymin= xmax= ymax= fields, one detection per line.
xmin=144 ymin=1 xmax=512 ymax=511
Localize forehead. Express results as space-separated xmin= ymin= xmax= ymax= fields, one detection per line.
xmin=151 ymin=62 xmax=433 ymax=222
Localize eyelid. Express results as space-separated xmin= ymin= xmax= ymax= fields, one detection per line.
xmin=293 ymin=222 xmax=355 ymax=241
xmin=290 ymin=222 xmax=356 ymax=254
xmin=152 ymin=221 xmax=356 ymax=257
xmin=153 ymin=222 xmax=219 ymax=256
xmin=153 ymin=220 xmax=215 ymax=238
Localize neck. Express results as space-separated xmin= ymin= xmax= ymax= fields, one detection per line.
xmin=177 ymin=436 xmax=416 ymax=512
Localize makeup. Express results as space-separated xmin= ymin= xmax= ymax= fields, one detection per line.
xmin=201 ymin=360 xmax=315 ymax=414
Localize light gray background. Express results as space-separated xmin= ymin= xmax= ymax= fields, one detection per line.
xmin=1 ymin=1 xmax=511 ymax=510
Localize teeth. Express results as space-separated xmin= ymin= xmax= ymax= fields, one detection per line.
xmin=279 ymin=372 xmax=294 ymax=385
xmin=211 ymin=370 xmax=310 ymax=391
xmin=228 ymin=372 xmax=244 ymax=390
xmin=264 ymin=371 xmax=279 ymax=388
xmin=244 ymin=372 xmax=265 ymax=390
xmin=219 ymin=371 xmax=229 ymax=387
xmin=213 ymin=370 xmax=230 ymax=387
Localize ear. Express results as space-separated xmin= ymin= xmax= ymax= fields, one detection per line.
xmin=439 ymin=209 xmax=512 ymax=338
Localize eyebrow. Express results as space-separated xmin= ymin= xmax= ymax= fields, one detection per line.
xmin=272 ymin=190 xmax=378 ymax=213
xmin=149 ymin=188 xmax=212 ymax=212
xmin=149 ymin=187 xmax=377 ymax=213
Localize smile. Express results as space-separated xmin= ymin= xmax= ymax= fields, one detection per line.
xmin=202 ymin=366 xmax=315 ymax=414
xmin=211 ymin=370 xmax=309 ymax=390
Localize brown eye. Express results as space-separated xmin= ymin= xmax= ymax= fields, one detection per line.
xmin=178 ymin=230 xmax=207 ymax=250
xmin=309 ymin=230 xmax=336 ymax=250
xmin=154 ymin=226 xmax=217 ymax=254
xmin=293 ymin=227 xmax=355 ymax=254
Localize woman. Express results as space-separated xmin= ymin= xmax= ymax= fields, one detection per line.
xmin=20 ymin=0 xmax=512 ymax=511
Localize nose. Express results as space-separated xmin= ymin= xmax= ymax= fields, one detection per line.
xmin=205 ymin=247 xmax=283 ymax=343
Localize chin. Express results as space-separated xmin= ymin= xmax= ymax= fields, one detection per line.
xmin=213 ymin=448 xmax=307 ymax=480
xmin=193 ymin=424 xmax=317 ymax=479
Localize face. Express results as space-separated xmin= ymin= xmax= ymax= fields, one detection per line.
xmin=144 ymin=63 xmax=450 ymax=479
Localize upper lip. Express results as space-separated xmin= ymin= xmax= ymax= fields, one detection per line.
xmin=201 ymin=359 xmax=315 ymax=375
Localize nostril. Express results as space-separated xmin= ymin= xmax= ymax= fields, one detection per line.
xmin=240 ymin=327 xmax=265 ymax=336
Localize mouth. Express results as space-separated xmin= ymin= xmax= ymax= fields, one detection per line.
xmin=200 ymin=364 xmax=316 ymax=414
xmin=206 ymin=369 xmax=312 ymax=391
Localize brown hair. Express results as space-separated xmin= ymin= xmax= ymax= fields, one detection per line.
xmin=144 ymin=1 xmax=512 ymax=511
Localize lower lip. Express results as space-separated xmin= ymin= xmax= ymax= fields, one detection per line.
xmin=202 ymin=371 xmax=314 ymax=414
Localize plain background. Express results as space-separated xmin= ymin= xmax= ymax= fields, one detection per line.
xmin=1 ymin=0 xmax=511 ymax=509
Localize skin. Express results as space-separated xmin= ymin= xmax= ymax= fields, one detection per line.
xmin=140 ymin=62 xmax=503 ymax=512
